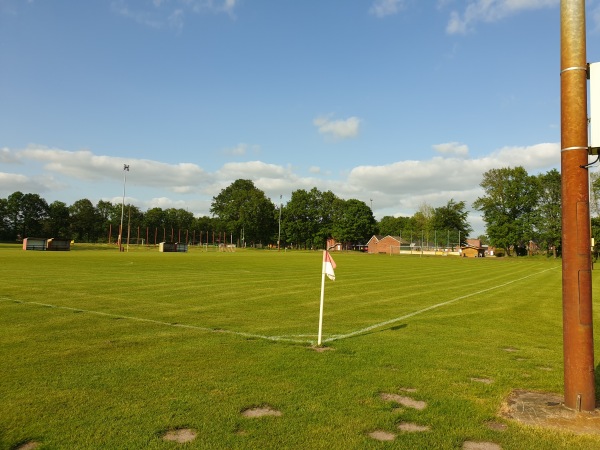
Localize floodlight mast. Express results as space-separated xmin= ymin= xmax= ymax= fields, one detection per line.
xmin=560 ymin=0 xmax=595 ymax=411
xmin=119 ymin=164 xmax=129 ymax=253
xmin=278 ymin=195 xmax=282 ymax=251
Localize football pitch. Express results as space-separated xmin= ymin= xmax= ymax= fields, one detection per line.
xmin=1 ymin=246 xmax=600 ymax=449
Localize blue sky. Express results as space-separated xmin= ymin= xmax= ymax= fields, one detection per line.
xmin=2 ymin=0 xmax=600 ymax=236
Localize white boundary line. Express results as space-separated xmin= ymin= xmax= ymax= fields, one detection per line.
xmin=319 ymin=266 xmax=557 ymax=344
xmin=0 ymin=266 xmax=557 ymax=346
xmin=0 ymin=298 xmax=309 ymax=344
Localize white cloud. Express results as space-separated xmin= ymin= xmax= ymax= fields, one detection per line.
xmin=0 ymin=172 xmax=65 ymax=194
xmin=346 ymin=142 xmax=559 ymax=233
xmin=15 ymin=145 xmax=213 ymax=193
xmin=110 ymin=0 xmax=238 ymax=29
xmin=313 ymin=115 xmax=361 ymax=140
xmin=0 ymin=147 xmax=20 ymax=163
xmin=369 ymin=0 xmax=407 ymax=18
xmin=222 ymin=143 xmax=260 ymax=157
xmin=433 ymin=142 xmax=469 ymax=156
xmin=446 ymin=0 xmax=559 ymax=35
xmin=217 ymin=161 xmax=289 ymax=180
xmin=2 ymin=142 xmax=561 ymax=237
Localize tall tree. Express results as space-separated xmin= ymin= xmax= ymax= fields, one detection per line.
xmin=473 ymin=166 xmax=539 ymax=256
xmin=534 ymin=169 xmax=561 ymax=257
xmin=210 ymin=179 xmax=276 ymax=245
xmin=2 ymin=192 xmax=49 ymax=240
xmin=282 ymin=189 xmax=319 ymax=249
xmin=412 ymin=202 xmax=434 ymax=246
xmin=69 ymin=199 xmax=100 ymax=242
xmin=282 ymin=187 xmax=341 ymax=249
xmin=431 ymin=199 xmax=473 ymax=248
xmin=377 ymin=215 xmax=412 ymax=237
xmin=0 ymin=197 xmax=8 ymax=240
xmin=44 ymin=201 xmax=71 ymax=238
xmin=331 ymin=198 xmax=376 ymax=247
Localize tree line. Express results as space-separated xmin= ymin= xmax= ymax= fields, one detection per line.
xmin=473 ymin=166 xmax=561 ymax=257
xmin=0 ymin=179 xmax=471 ymax=249
xmin=3 ymin=166 xmax=590 ymax=255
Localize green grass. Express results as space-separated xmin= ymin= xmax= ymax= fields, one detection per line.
xmin=1 ymin=245 xmax=599 ymax=449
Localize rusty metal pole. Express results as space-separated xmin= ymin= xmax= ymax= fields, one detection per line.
xmin=560 ymin=0 xmax=595 ymax=411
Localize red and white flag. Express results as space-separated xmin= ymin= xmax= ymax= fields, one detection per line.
xmin=323 ymin=250 xmax=336 ymax=281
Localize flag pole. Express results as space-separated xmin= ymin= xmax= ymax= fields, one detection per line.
xmin=318 ymin=250 xmax=336 ymax=346
xmin=317 ymin=266 xmax=326 ymax=346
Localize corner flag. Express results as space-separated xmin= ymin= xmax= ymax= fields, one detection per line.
xmin=318 ymin=250 xmax=337 ymax=346
xmin=323 ymin=250 xmax=336 ymax=281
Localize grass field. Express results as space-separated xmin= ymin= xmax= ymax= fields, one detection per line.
xmin=1 ymin=245 xmax=600 ymax=449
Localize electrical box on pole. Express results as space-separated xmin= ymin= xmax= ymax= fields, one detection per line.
xmin=590 ymin=62 xmax=600 ymax=153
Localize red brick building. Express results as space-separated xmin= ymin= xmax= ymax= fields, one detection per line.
xmin=367 ymin=235 xmax=409 ymax=254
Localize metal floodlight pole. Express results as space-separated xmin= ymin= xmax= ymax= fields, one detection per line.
xmin=560 ymin=0 xmax=595 ymax=411
xmin=278 ymin=195 xmax=282 ymax=251
xmin=126 ymin=205 xmax=131 ymax=252
xmin=119 ymin=164 xmax=129 ymax=252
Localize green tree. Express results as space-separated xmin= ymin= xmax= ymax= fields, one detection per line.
xmin=193 ymin=215 xmax=217 ymax=244
xmin=473 ymin=166 xmax=539 ymax=256
xmin=431 ymin=199 xmax=473 ymax=249
xmin=161 ymin=208 xmax=194 ymax=242
xmin=44 ymin=201 xmax=71 ymax=238
xmin=412 ymin=202 xmax=434 ymax=247
xmin=282 ymin=187 xmax=340 ymax=249
xmin=143 ymin=207 xmax=166 ymax=232
xmin=314 ymin=190 xmax=339 ymax=247
xmin=210 ymin=179 xmax=276 ymax=245
xmin=0 ymin=197 xmax=7 ymax=240
xmin=69 ymin=199 xmax=100 ymax=242
xmin=534 ymin=169 xmax=561 ymax=257
xmin=331 ymin=198 xmax=376 ymax=247
xmin=377 ymin=215 xmax=412 ymax=237
xmin=2 ymin=191 xmax=49 ymax=240
xmin=282 ymin=189 xmax=318 ymax=249
xmin=96 ymin=200 xmax=121 ymax=242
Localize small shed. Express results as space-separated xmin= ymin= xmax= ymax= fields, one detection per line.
xmin=461 ymin=239 xmax=485 ymax=257
xmin=159 ymin=242 xmax=187 ymax=253
xmin=159 ymin=242 xmax=176 ymax=252
xmin=22 ymin=237 xmax=46 ymax=251
xmin=47 ymin=238 xmax=71 ymax=251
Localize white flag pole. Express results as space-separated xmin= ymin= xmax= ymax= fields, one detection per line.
xmin=317 ymin=253 xmax=326 ymax=346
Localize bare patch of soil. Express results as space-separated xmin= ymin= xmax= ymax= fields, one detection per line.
xmin=397 ymin=422 xmax=430 ymax=432
xmin=501 ymin=389 xmax=600 ymax=435
xmin=368 ymin=430 xmax=396 ymax=441
xmin=471 ymin=377 xmax=494 ymax=384
xmin=463 ymin=441 xmax=502 ymax=450
xmin=311 ymin=346 xmax=334 ymax=353
xmin=503 ymin=347 xmax=519 ymax=352
xmin=162 ymin=428 xmax=197 ymax=443
xmin=15 ymin=442 xmax=41 ymax=450
xmin=486 ymin=421 xmax=507 ymax=431
xmin=380 ymin=393 xmax=427 ymax=410
xmin=241 ymin=406 xmax=283 ymax=418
